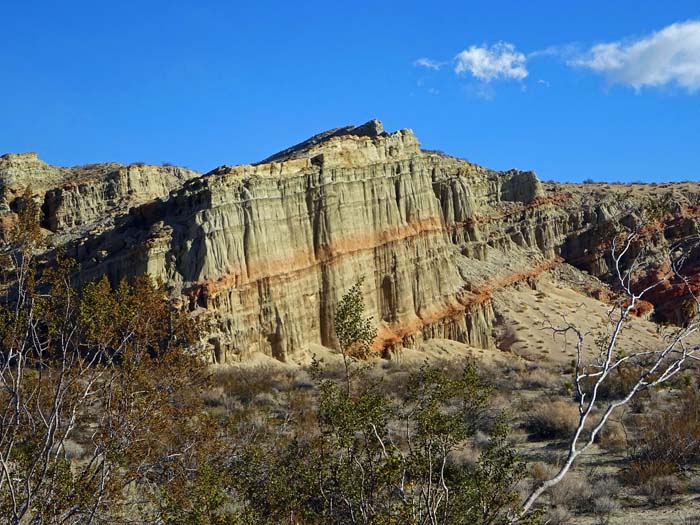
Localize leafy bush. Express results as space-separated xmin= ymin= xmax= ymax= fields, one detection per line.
xmin=232 ymin=361 xmax=529 ymax=524
xmin=0 ymin=202 xmax=225 ymax=523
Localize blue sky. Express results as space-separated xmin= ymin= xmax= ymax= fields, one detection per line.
xmin=1 ymin=1 xmax=699 ymax=182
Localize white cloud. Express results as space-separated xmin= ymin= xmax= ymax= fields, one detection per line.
xmin=528 ymin=43 xmax=580 ymax=60
xmin=414 ymin=58 xmax=444 ymax=70
xmin=454 ymin=42 xmax=528 ymax=82
xmin=572 ymin=20 xmax=700 ymax=92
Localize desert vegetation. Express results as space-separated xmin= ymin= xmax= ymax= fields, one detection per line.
xmin=2 ymin=192 xmax=700 ymax=524
xmin=0 ymin=201 xmax=532 ymax=523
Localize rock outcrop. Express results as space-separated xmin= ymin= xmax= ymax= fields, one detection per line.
xmin=61 ymin=121 xmax=572 ymax=362
xmin=0 ymin=152 xmax=200 ymax=237
xmin=2 ymin=121 xmax=698 ymax=363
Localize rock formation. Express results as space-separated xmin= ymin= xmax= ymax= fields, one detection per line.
xmin=0 ymin=152 xmax=200 ymax=236
xmin=1 ymin=121 xmax=698 ymax=362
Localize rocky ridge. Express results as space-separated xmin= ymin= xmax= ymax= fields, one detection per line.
xmin=2 ymin=121 xmax=698 ymax=362
xmin=0 ymin=152 xmax=200 ymax=236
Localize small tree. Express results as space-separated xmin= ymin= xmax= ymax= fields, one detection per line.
xmin=0 ymin=191 xmax=219 ymax=524
xmin=334 ymin=278 xmax=377 ymax=393
xmin=233 ymin=279 xmax=531 ymax=524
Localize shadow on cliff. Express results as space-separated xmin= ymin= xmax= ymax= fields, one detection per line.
xmin=60 ymin=179 xmax=213 ymax=294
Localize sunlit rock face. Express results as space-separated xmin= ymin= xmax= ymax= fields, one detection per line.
xmin=58 ymin=121 xmax=566 ymax=362
xmin=0 ymin=152 xmax=200 ymax=237
xmin=2 ymin=122 xmax=698 ymax=362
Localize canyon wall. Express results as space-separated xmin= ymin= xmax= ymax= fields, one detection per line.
xmin=1 ymin=122 xmax=698 ymax=362
xmin=0 ymin=152 xmax=200 ymax=235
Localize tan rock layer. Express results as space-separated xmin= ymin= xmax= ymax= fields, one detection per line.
xmin=3 ymin=122 xmax=699 ymax=363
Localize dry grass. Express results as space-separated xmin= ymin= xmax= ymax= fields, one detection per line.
xmin=525 ymin=399 xmax=579 ymax=440
xmin=640 ymin=475 xmax=688 ymax=506
xmin=578 ymin=363 xmax=648 ymax=402
xmin=597 ymin=419 xmax=627 ymax=452
xmin=521 ymin=367 xmax=560 ymax=389
xmin=623 ymin=386 xmax=700 ymax=485
xmin=213 ymin=364 xmax=288 ymax=403
xmin=549 ymin=473 xmax=592 ymax=511
xmin=545 ymin=506 xmax=572 ymax=525
xmin=623 ymin=459 xmax=677 ymax=485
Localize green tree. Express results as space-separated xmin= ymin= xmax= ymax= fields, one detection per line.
xmin=334 ymin=278 xmax=377 ymax=393
xmin=0 ymin=192 xmax=223 ymax=524
xmin=231 ymin=282 xmax=532 ymax=524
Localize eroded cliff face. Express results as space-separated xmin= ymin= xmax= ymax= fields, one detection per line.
xmin=58 ymin=121 xmax=573 ymax=362
xmin=2 ymin=121 xmax=698 ymax=362
xmin=0 ymin=152 xmax=200 ymax=237
xmin=551 ymin=182 xmax=700 ymax=324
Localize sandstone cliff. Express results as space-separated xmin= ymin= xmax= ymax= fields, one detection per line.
xmin=0 ymin=152 xmax=200 ymax=236
xmin=2 ymin=122 xmax=698 ymax=362
xmin=60 ymin=121 xmax=567 ymax=362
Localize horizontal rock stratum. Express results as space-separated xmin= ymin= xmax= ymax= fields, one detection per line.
xmin=2 ymin=121 xmax=699 ymax=362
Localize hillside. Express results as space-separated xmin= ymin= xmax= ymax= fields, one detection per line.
xmin=1 ymin=121 xmax=698 ymax=364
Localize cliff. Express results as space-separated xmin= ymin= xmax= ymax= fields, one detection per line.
xmin=2 ymin=121 xmax=698 ymax=362
xmin=0 ymin=152 xmax=200 ymax=236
